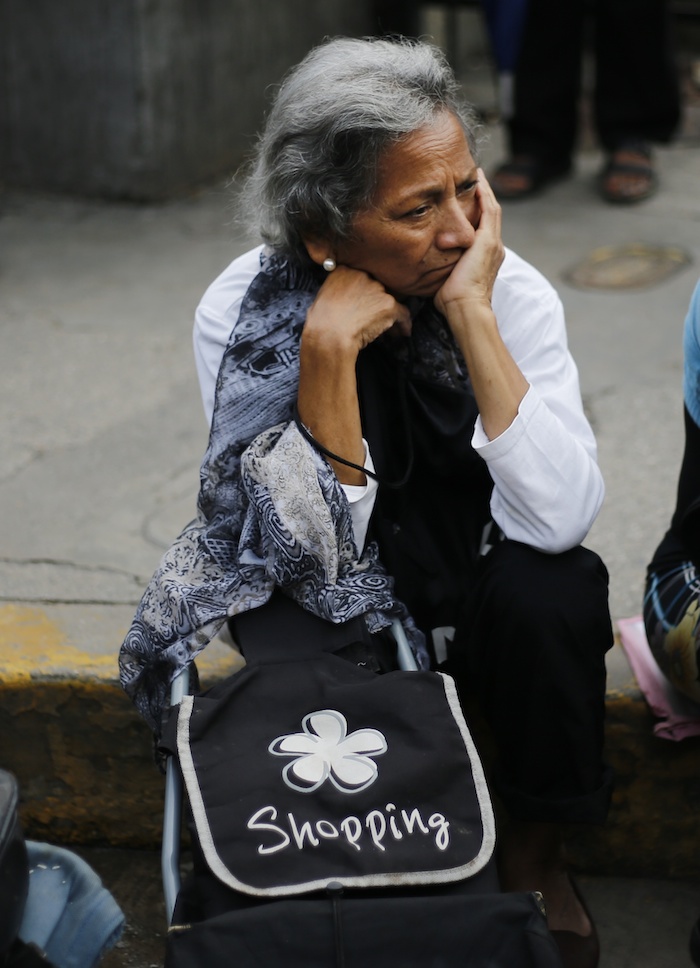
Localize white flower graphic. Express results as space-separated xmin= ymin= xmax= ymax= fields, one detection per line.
xmin=269 ymin=709 xmax=387 ymax=794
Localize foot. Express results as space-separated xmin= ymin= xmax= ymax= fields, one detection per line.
xmin=599 ymin=142 xmax=657 ymax=204
xmin=491 ymin=155 xmax=571 ymax=200
xmin=499 ymin=833 xmax=590 ymax=934
xmin=498 ymin=821 xmax=599 ymax=968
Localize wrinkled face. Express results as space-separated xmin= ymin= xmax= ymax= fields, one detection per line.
xmin=335 ymin=111 xmax=480 ymax=299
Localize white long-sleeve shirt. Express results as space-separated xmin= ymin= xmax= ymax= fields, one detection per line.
xmin=193 ymin=245 xmax=604 ymax=554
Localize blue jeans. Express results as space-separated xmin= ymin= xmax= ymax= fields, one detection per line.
xmin=18 ymin=842 xmax=124 ymax=968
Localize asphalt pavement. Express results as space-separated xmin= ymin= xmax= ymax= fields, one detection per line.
xmin=2 ymin=33 xmax=700 ymax=968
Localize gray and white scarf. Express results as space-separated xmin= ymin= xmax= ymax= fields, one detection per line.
xmin=119 ymin=250 xmax=473 ymax=734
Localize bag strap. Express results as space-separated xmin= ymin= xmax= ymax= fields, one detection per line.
xmin=229 ymin=590 xmax=372 ymax=665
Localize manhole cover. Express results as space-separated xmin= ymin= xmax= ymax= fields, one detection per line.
xmin=563 ymin=244 xmax=692 ymax=291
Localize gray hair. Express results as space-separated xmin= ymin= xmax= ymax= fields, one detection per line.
xmin=237 ymin=36 xmax=482 ymax=264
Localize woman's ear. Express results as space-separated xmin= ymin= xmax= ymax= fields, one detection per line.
xmin=303 ymin=236 xmax=334 ymax=268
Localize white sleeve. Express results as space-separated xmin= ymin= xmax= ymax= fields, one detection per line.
xmin=193 ymin=245 xmax=266 ymax=426
xmin=340 ymin=443 xmax=379 ymax=553
xmin=474 ymin=250 xmax=604 ymax=553
xmin=193 ymin=245 xmax=379 ymax=550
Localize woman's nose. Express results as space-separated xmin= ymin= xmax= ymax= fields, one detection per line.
xmin=435 ymin=199 xmax=476 ymax=250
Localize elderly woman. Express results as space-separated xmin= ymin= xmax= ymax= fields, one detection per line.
xmin=120 ymin=37 xmax=612 ymax=968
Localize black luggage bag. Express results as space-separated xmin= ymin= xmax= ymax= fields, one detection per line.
xmin=161 ymin=593 xmax=562 ymax=968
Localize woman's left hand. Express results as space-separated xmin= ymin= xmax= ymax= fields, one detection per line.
xmin=433 ymin=168 xmax=505 ymax=320
xmin=433 ymin=168 xmax=528 ymax=441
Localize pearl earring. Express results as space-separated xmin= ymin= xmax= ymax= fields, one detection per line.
xmin=322 ymin=257 xmax=336 ymax=272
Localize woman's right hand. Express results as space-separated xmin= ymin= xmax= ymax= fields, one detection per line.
xmin=297 ymin=267 xmax=410 ymax=486
xmin=303 ymin=267 xmax=412 ymax=356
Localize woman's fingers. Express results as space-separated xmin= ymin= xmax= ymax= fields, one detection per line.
xmin=472 ymin=169 xmax=504 ymax=264
xmin=305 ymin=267 xmax=410 ymax=351
xmin=434 ymin=170 xmax=505 ymax=315
xmin=476 ymin=167 xmax=501 ymax=218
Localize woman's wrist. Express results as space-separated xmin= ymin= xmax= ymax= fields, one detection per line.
xmin=441 ymin=296 xmax=497 ymax=338
xmin=300 ymin=321 xmax=361 ymax=365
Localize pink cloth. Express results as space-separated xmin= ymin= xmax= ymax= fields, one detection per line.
xmin=617 ymin=615 xmax=700 ymax=741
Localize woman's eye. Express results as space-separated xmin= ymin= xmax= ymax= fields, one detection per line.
xmin=404 ymin=204 xmax=431 ymax=219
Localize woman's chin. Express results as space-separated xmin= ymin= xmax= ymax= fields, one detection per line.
xmin=392 ymin=279 xmax=445 ymax=301
xmin=414 ymin=279 xmax=446 ymax=300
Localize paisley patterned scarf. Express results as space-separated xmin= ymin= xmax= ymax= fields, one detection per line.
xmin=119 ymin=250 xmax=472 ymax=735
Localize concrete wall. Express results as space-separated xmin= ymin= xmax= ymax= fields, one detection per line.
xmin=0 ymin=0 xmax=374 ymax=199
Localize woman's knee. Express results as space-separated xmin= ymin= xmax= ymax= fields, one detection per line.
xmin=452 ymin=540 xmax=613 ymax=686
xmin=644 ymin=563 xmax=700 ymax=703
xmin=473 ymin=540 xmax=610 ymax=628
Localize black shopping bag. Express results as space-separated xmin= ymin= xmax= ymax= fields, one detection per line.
xmin=170 ymin=651 xmax=495 ymax=896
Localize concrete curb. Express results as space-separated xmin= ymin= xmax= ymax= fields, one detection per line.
xmin=4 ymin=601 xmax=698 ymax=879
xmin=569 ymin=676 xmax=700 ymax=879
xmin=1 ymin=601 xmax=242 ymax=848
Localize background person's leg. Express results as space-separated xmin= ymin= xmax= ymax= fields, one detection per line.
xmin=594 ymin=0 xmax=680 ymax=151
xmin=594 ymin=0 xmax=681 ymax=202
xmin=492 ymin=0 xmax=587 ymax=197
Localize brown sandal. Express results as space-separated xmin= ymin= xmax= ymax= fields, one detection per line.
xmin=599 ymin=142 xmax=658 ymax=204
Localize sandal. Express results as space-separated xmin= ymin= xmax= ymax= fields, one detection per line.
xmin=491 ymin=155 xmax=571 ymax=200
xmin=599 ymin=141 xmax=658 ymax=204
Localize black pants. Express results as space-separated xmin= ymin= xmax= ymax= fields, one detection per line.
xmin=373 ymin=0 xmax=421 ymax=36
xmin=508 ymin=0 xmax=681 ymax=167
xmin=448 ymin=540 xmax=614 ymax=825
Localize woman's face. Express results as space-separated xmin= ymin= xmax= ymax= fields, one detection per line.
xmin=334 ymin=111 xmax=480 ymax=299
